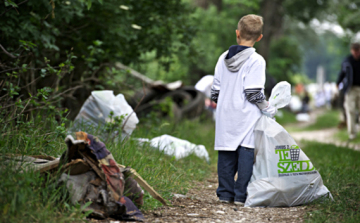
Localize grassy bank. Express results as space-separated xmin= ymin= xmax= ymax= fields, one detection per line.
xmin=275 ymin=110 xmax=297 ymax=126
xmin=301 ymin=141 xmax=360 ymax=222
xmin=0 ymin=115 xmax=216 ymax=222
xmin=303 ymin=110 xmax=340 ymax=131
xmin=336 ymin=129 xmax=360 ymax=143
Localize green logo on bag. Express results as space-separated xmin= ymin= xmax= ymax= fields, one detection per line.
xmin=275 ymin=145 xmax=315 ymax=175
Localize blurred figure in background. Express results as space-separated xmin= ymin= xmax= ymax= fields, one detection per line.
xmin=323 ymin=82 xmax=333 ymax=108
xmin=336 ymin=43 xmax=360 ymax=140
xmin=195 ymin=75 xmax=217 ymax=116
xmin=315 ymin=88 xmax=326 ymax=108
xmin=301 ymin=90 xmax=310 ymax=113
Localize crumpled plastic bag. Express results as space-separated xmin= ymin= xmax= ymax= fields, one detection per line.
xmin=72 ymin=91 xmax=139 ymax=141
xmin=245 ymin=82 xmax=332 ymax=207
xmin=138 ymin=134 xmax=210 ymax=163
xmin=269 ymin=81 xmax=292 ymax=109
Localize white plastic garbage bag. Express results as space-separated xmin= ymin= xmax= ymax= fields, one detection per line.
xmin=269 ymin=81 xmax=292 ymax=109
xmin=245 ymin=82 xmax=332 ymax=207
xmin=138 ymin=134 xmax=210 ymax=162
xmin=73 ymin=90 xmax=139 ymax=141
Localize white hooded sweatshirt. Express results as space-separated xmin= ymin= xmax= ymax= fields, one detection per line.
xmin=212 ymin=48 xmax=266 ymax=150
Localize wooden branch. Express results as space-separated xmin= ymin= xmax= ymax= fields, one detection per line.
xmin=0 ymin=0 xmax=28 ymax=17
xmin=0 ymin=44 xmax=16 ymax=58
xmin=79 ymin=151 xmax=106 ymax=181
xmin=115 ymin=62 xmax=157 ymax=85
xmin=117 ymin=164 xmax=168 ymax=206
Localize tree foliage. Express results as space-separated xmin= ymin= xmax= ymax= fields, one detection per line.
xmin=331 ymin=0 xmax=360 ymax=32
xmin=0 ymin=0 xmax=196 ymax=118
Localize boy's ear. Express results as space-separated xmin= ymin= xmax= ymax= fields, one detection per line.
xmin=236 ymin=29 xmax=240 ymax=39
xmin=255 ymin=34 xmax=263 ymax=42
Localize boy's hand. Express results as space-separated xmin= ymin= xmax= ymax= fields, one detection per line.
xmin=261 ymin=104 xmax=277 ymax=118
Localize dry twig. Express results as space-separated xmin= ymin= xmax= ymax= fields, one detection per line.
xmin=0 ymin=44 xmax=16 ymax=58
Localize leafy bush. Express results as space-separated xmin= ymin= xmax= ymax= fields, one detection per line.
xmin=1 ymin=0 xmax=197 ymax=118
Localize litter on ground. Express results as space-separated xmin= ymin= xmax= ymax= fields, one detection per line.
xmin=137 ymin=134 xmax=210 ymax=162
xmin=72 ymin=90 xmax=139 ymax=141
xmin=3 ymin=131 xmax=171 ymax=222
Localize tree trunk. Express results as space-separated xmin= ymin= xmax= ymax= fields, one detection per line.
xmin=257 ymin=0 xmax=284 ymax=64
xmin=194 ymin=0 xmax=222 ymax=11
xmin=210 ymin=0 xmax=222 ymax=11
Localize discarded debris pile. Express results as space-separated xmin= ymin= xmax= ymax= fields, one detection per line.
xmin=70 ymin=90 xmax=210 ymax=163
xmin=72 ymin=91 xmax=139 ymax=141
xmin=138 ymin=134 xmax=210 ymax=162
xmin=129 ymin=86 xmax=205 ymax=121
xmin=5 ymin=131 xmax=169 ymax=222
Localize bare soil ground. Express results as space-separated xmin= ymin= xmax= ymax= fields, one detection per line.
xmin=143 ymin=174 xmax=309 ymax=223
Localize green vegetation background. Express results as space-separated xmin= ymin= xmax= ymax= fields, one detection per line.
xmin=2 ymin=0 xmax=360 ymax=222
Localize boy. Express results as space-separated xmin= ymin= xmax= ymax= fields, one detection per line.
xmin=211 ymin=14 xmax=277 ymax=205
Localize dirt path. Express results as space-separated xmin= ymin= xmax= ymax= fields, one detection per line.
xmin=286 ymin=109 xmax=360 ymax=151
xmin=143 ymin=109 xmax=354 ymax=222
xmin=290 ymin=128 xmax=360 ymax=151
xmin=144 ymin=174 xmax=308 ymax=223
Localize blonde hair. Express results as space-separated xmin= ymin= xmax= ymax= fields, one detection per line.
xmin=237 ymin=14 xmax=263 ymax=42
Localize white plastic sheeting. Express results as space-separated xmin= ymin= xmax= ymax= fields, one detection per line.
xmin=73 ymin=90 xmax=139 ymax=140
xmin=245 ymin=82 xmax=332 ymax=207
xmin=138 ymin=134 xmax=210 ymax=162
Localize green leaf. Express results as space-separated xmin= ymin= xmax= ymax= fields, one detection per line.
xmin=5 ymin=0 xmax=18 ymax=7
xmin=87 ymin=0 xmax=92 ymax=10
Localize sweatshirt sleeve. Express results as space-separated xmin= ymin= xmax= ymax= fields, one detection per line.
xmin=336 ymin=62 xmax=346 ymax=86
xmin=244 ymin=88 xmax=268 ymax=109
xmin=211 ymin=59 xmax=221 ymax=103
xmin=243 ymin=59 xmax=266 ymax=90
xmin=243 ymin=58 xmax=268 ymax=109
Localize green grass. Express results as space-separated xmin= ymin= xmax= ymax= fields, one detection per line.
xmin=301 ymin=141 xmax=360 ymax=222
xmin=275 ymin=110 xmax=297 ymax=126
xmin=0 ymin=114 xmax=216 ymax=222
xmin=336 ymin=129 xmax=360 ymax=143
xmin=303 ymin=110 xmax=340 ymax=131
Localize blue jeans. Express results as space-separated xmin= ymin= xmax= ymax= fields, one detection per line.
xmin=216 ymin=146 xmax=254 ymax=203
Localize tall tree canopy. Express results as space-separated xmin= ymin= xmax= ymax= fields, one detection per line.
xmin=0 ymin=0 xmax=197 ymax=117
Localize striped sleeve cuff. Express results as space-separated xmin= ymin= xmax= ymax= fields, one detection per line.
xmin=244 ymin=88 xmax=266 ymax=103
xmin=211 ymin=88 xmax=219 ymax=103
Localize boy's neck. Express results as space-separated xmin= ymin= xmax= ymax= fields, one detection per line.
xmin=238 ymin=40 xmax=255 ymax=48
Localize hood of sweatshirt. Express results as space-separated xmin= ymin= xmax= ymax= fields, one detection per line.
xmin=224 ymin=47 xmax=256 ymax=72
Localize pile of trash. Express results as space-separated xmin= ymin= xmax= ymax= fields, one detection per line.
xmin=4 ymin=85 xmax=211 ymax=221
xmin=72 ymin=91 xmax=139 ymax=141
xmin=128 ymin=86 xmax=205 ymax=121
xmin=4 ymin=132 xmax=172 ymax=222
xmin=72 ymin=90 xmax=210 ymax=162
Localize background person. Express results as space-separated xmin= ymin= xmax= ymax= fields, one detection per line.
xmin=336 ymin=42 xmax=360 ymax=140
xmin=195 ymin=75 xmax=217 ymax=113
